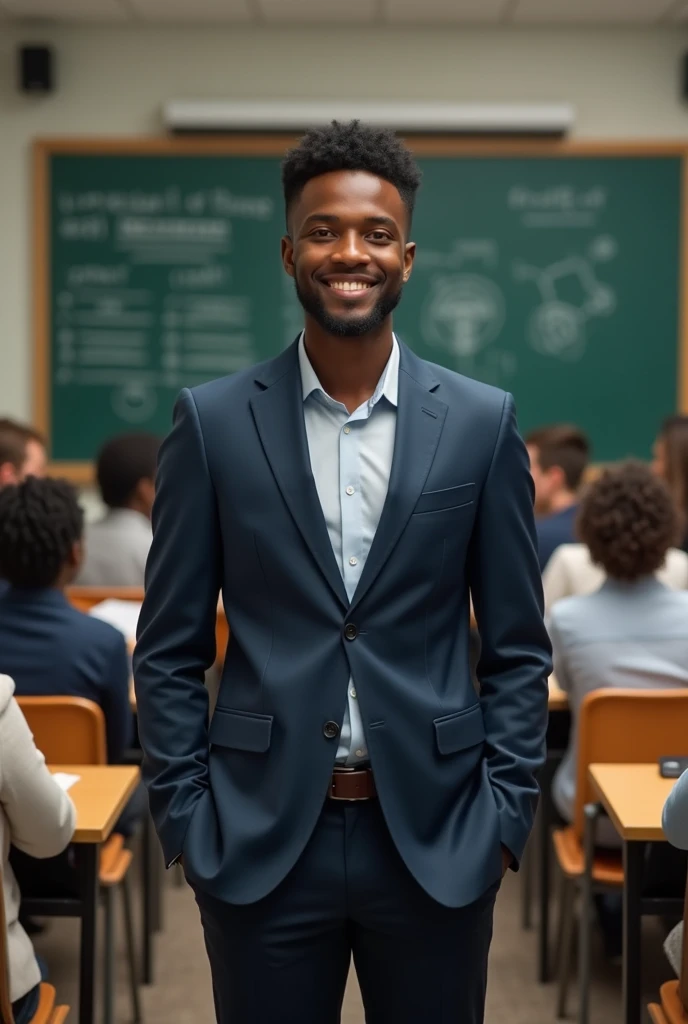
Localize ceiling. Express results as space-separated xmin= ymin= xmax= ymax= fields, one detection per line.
xmin=0 ymin=0 xmax=687 ymax=24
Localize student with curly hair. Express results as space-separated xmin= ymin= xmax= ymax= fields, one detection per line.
xmin=552 ymin=461 xmax=688 ymax=828
xmin=0 ymin=477 xmax=142 ymax=835
xmin=134 ymin=119 xmax=550 ymax=1023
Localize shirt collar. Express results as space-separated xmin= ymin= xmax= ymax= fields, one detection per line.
xmin=297 ymin=331 xmax=399 ymax=410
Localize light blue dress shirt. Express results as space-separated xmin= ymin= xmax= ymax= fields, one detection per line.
xmin=298 ymin=333 xmax=399 ymax=765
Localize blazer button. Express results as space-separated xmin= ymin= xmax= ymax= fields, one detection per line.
xmin=344 ymin=623 xmax=358 ymax=641
xmin=323 ymin=721 xmax=340 ymax=740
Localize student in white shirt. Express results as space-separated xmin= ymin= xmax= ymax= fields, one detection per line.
xmin=0 ymin=674 xmax=75 ymax=1023
xmin=77 ymin=432 xmax=160 ymax=587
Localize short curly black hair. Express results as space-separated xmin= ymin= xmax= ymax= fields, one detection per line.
xmin=282 ymin=120 xmax=422 ymax=228
xmin=577 ymin=461 xmax=678 ymax=582
xmin=0 ymin=476 xmax=83 ymax=589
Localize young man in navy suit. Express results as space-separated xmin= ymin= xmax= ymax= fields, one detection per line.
xmin=134 ymin=121 xmax=551 ymax=1024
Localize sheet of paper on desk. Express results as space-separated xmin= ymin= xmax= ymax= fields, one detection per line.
xmin=53 ymin=772 xmax=80 ymax=791
xmin=88 ymin=599 xmax=142 ymax=644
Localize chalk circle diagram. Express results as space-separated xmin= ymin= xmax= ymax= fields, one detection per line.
xmin=111 ymin=381 xmax=157 ymax=424
xmin=422 ymin=275 xmax=505 ymax=361
xmin=514 ymin=243 xmax=617 ymax=362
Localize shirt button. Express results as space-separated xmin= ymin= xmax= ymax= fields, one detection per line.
xmin=355 ymin=749 xmax=366 ymax=758
xmin=349 ymin=556 xmax=358 ymax=566
xmin=345 ymin=486 xmax=355 ymax=496
xmin=350 ymin=689 xmax=357 ymax=699
xmin=343 ymin=426 xmax=351 ymax=434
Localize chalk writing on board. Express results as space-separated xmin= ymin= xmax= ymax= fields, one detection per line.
xmin=513 ymin=242 xmax=617 ymax=361
xmin=508 ymin=185 xmax=607 ymax=229
xmin=421 ymin=274 xmax=505 ymax=360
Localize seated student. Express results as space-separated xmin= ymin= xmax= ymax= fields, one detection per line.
xmin=525 ymin=424 xmax=590 ymax=571
xmin=0 ymin=672 xmax=75 ymax=1024
xmin=551 ymin=462 xmax=688 ymax=837
xmin=652 ymin=415 xmax=688 ymax=553
xmin=0 ymin=477 xmax=141 ymax=835
xmin=76 ymin=432 xmax=160 ymax=587
xmin=0 ymin=418 xmax=46 ymax=491
xmin=543 ymin=541 xmax=688 ymax=614
xmin=661 ymin=767 xmax=688 ymax=976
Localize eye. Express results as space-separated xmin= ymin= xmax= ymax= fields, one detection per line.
xmin=368 ymin=230 xmax=392 ymax=243
xmin=310 ymin=228 xmax=335 ymax=239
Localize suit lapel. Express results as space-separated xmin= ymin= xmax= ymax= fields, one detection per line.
xmin=349 ymin=346 xmax=447 ymax=615
xmin=250 ymin=344 xmax=349 ymax=611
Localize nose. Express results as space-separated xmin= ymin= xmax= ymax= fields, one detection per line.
xmin=331 ymin=230 xmax=371 ymax=267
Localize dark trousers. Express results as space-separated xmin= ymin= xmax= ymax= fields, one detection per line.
xmin=192 ymin=798 xmax=499 ymax=1024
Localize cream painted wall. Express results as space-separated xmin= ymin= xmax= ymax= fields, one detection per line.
xmin=1 ymin=23 xmax=687 ymax=422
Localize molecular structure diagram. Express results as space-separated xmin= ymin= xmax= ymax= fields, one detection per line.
xmin=513 ymin=236 xmax=617 ymax=362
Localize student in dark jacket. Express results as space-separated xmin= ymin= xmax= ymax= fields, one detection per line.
xmin=525 ymin=424 xmax=590 ymax=571
xmin=0 ymin=477 xmax=141 ymax=834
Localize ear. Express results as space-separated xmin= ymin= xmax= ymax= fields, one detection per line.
xmin=282 ymin=235 xmax=295 ymax=279
xmin=548 ymin=465 xmax=567 ymax=491
xmin=68 ymin=539 xmax=84 ymax=570
xmin=135 ymin=477 xmax=156 ymax=518
xmin=0 ymin=462 xmax=18 ymax=488
xmin=402 ymin=242 xmax=416 ymax=284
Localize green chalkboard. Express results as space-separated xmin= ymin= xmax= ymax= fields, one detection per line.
xmin=37 ymin=141 xmax=686 ymax=472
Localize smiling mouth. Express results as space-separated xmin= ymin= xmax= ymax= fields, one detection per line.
xmin=324 ymin=280 xmax=377 ymax=296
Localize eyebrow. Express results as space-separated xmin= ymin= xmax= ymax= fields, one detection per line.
xmin=302 ymin=213 xmax=399 ymax=229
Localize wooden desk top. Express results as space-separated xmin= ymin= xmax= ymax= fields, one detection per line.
xmin=549 ymin=675 xmax=568 ymax=711
xmin=588 ymin=763 xmax=674 ymax=842
xmin=50 ymin=765 xmax=140 ymax=844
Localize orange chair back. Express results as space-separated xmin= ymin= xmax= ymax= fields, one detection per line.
xmin=17 ymin=697 xmax=107 ymax=766
xmin=573 ymin=688 xmax=688 ymax=841
xmin=65 ymin=586 xmax=144 ymax=614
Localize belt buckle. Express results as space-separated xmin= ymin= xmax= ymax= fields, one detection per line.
xmin=330 ymin=767 xmax=371 ymax=802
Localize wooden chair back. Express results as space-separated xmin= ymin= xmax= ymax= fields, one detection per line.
xmin=573 ymin=688 xmax=688 ymax=842
xmin=17 ymin=697 xmax=107 ymax=766
xmin=65 ymin=586 xmax=144 ymax=614
xmin=0 ymin=865 xmax=15 ymax=1023
xmin=66 ymin=585 xmax=230 ymax=666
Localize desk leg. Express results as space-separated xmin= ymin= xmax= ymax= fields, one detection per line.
xmin=142 ymin=814 xmax=155 ymax=985
xmin=622 ymin=840 xmax=644 ymax=1024
xmin=538 ymin=757 xmax=555 ymax=983
xmin=76 ymin=844 xmax=99 ymax=1024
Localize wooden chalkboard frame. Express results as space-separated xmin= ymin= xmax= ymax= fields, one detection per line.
xmin=34 ymin=136 xmax=688 ymax=483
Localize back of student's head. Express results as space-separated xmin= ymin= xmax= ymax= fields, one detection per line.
xmin=655 ymin=415 xmax=688 ymax=524
xmin=525 ymin=424 xmax=590 ymax=492
xmin=96 ymin=433 xmax=161 ymax=511
xmin=0 ymin=476 xmax=83 ymax=589
xmin=577 ymin=461 xmax=678 ymax=582
xmin=0 ymin=418 xmax=46 ymax=489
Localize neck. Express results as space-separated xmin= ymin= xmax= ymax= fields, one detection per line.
xmin=549 ymin=491 xmax=577 ymax=514
xmin=303 ymin=318 xmax=394 ymax=414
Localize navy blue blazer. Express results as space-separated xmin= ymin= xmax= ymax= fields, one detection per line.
xmin=0 ymin=587 xmax=133 ymax=762
xmin=134 ymin=339 xmax=551 ymax=908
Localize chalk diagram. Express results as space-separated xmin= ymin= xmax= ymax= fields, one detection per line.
xmin=111 ymin=381 xmax=157 ymax=424
xmin=513 ymin=236 xmax=617 ymax=362
xmin=422 ymin=274 xmax=505 ymax=359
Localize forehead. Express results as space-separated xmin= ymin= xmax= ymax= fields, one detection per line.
xmin=291 ymin=170 xmax=407 ymax=229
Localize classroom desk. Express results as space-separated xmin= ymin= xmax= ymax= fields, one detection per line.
xmin=588 ymin=764 xmax=678 ymax=1024
xmin=25 ymin=766 xmax=140 ymax=1024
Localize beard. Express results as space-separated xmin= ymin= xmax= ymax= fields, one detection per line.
xmin=294 ymin=277 xmax=403 ymax=338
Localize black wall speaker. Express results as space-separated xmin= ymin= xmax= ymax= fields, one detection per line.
xmin=19 ymin=46 xmax=53 ymax=94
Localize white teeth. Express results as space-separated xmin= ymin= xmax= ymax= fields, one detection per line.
xmin=329 ymin=281 xmax=372 ymax=292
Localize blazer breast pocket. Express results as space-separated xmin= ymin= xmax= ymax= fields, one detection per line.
xmin=411 ymin=483 xmax=475 ymax=520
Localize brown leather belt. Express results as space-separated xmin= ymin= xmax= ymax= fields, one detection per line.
xmin=329 ymin=767 xmax=377 ymax=801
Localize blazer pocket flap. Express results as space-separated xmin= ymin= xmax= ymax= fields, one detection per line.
xmin=434 ymin=704 xmax=485 ymax=755
xmin=414 ymin=483 xmax=475 ymax=515
xmin=209 ymin=708 xmax=273 ymax=753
